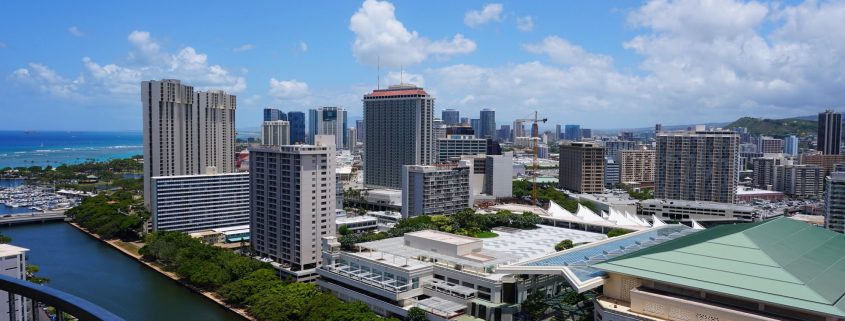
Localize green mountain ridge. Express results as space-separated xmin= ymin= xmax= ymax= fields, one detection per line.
xmin=725 ymin=117 xmax=816 ymax=138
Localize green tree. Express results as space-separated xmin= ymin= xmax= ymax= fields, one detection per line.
xmin=338 ymin=224 xmax=351 ymax=236
xmin=555 ymin=239 xmax=574 ymax=251
xmin=0 ymin=234 xmax=11 ymax=244
xmin=25 ymin=264 xmax=50 ymax=285
xmin=521 ymin=291 xmax=549 ymax=321
xmin=219 ymin=269 xmax=282 ymax=305
xmin=407 ymin=307 xmax=427 ymax=321
xmin=607 ymin=228 xmax=632 ymax=238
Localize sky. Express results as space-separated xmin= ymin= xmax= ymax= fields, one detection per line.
xmin=1 ymin=0 xmax=844 ymax=131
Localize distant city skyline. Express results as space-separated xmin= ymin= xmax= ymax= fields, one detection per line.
xmin=3 ymin=0 xmax=845 ymax=131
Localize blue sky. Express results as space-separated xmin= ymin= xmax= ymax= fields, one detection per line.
xmin=1 ymin=0 xmax=842 ymax=131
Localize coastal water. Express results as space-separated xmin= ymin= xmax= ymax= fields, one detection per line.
xmin=0 ymin=223 xmax=245 ymax=321
xmin=1 ymin=179 xmax=33 ymax=215
xmin=0 ymin=131 xmax=142 ymax=169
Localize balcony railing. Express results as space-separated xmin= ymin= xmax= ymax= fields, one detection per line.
xmin=0 ymin=274 xmax=125 ymax=321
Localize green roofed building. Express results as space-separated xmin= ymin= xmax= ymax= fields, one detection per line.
xmin=593 ymin=218 xmax=845 ymax=321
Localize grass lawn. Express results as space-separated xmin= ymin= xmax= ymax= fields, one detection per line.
xmin=473 ymin=231 xmax=499 ymax=238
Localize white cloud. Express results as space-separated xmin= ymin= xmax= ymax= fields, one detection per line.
xmin=299 ymin=41 xmax=308 ymax=52
xmin=68 ymin=26 xmax=86 ymax=37
xmin=516 ymin=16 xmax=534 ymax=32
xmin=233 ymin=44 xmax=254 ymax=52
xmin=464 ymin=3 xmax=504 ymax=27
xmin=424 ymin=0 xmax=845 ymax=128
xmin=10 ymin=30 xmax=247 ymax=101
xmin=269 ymin=78 xmax=310 ymax=101
xmin=384 ymin=71 xmax=424 ymax=87
xmin=523 ymin=36 xmax=613 ymax=69
xmin=349 ymin=0 xmax=476 ymax=67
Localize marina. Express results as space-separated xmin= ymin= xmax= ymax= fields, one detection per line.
xmin=0 ymin=184 xmax=83 ymax=213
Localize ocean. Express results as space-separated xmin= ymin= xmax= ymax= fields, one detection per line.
xmin=0 ymin=131 xmax=142 ymax=169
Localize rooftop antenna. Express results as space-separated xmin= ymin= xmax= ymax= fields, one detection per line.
xmin=377 ymin=56 xmax=380 ymax=90
xmin=400 ymin=65 xmax=404 ymax=84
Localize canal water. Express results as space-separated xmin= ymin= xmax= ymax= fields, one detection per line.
xmin=0 ymin=223 xmax=245 ymax=321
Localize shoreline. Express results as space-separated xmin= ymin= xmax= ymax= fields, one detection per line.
xmin=66 ymin=222 xmax=256 ymax=321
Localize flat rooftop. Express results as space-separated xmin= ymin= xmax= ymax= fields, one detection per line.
xmin=483 ymin=225 xmax=606 ymax=263
xmin=407 ymin=230 xmax=478 ymax=246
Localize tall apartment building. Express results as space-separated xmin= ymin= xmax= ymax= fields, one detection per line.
xmin=355 ymin=119 xmax=365 ymax=143
xmin=619 ymin=149 xmax=656 ymax=184
xmin=141 ymin=79 xmax=236 ymax=208
xmin=401 ymin=164 xmax=470 ymax=218
xmin=497 ymin=125 xmax=511 ymax=142
xmin=249 ymin=135 xmax=337 ymax=281
xmin=555 ymin=124 xmax=562 ymax=140
xmin=654 ymin=130 xmax=740 ymax=203
xmin=479 ymin=108 xmax=496 ymax=139
xmin=559 ymin=142 xmax=605 ymax=193
xmin=785 ymin=135 xmax=799 ymax=156
xmin=752 ymin=155 xmax=787 ymax=190
xmin=363 ymin=84 xmax=434 ymax=189
xmin=288 ymin=111 xmax=306 ymax=144
xmin=759 ymin=136 xmax=785 ymax=154
xmin=777 ymin=164 xmax=824 ymax=198
xmin=580 ymin=128 xmax=592 ymax=139
xmin=0 ymin=244 xmax=29 ymax=321
xmin=603 ymin=140 xmax=636 ymax=159
xmin=564 ymin=125 xmax=581 ymax=140
xmin=437 ymin=135 xmax=487 ymax=162
xmin=818 ymin=110 xmax=841 ymax=155
xmin=512 ymin=120 xmax=526 ymax=141
xmin=801 ymin=153 xmax=845 ymax=175
xmin=433 ymin=118 xmax=447 ymax=140
xmin=470 ymin=119 xmax=481 ymax=138
xmin=309 ymin=106 xmax=348 ymax=149
xmin=441 ymin=109 xmax=460 ymax=125
xmin=264 ymin=108 xmax=286 ymax=121
xmin=150 ymin=172 xmax=250 ymax=233
xmin=261 ymin=120 xmax=290 ymax=146
xmin=826 ymin=172 xmax=845 ymax=234
xmin=483 ymin=152 xmax=514 ymax=198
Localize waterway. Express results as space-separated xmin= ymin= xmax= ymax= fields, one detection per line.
xmin=0 ymin=223 xmax=245 ymax=321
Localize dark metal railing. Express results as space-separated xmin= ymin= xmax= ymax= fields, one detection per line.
xmin=0 ymin=274 xmax=125 ymax=321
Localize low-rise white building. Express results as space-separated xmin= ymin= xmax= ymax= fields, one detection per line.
xmin=151 ymin=171 xmax=250 ymax=233
xmin=0 ymin=244 xmax=29 ymax=321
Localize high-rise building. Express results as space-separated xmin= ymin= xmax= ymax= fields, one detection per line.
xmin=479 ymin=109 xmax=496 ymax=139
xmin=752 ymin=155 xmax=788 ymax=190
xmin=484 ymin=152 xmax=514 ymax=198
xmin=355 ymin=119 xmax=365 ymax=143
xmin=363 ymin=84 xmax=434 ymax=189
xmin=620 ymin=131 xmax=635 ymax=141
xmin=470 ymin=119 xmax=481 ymax=138
xmin=604 ymin=156 xmax=619 ymax=188
xmin=264 ymin=108 xmax=286 ymax=121
xmin=512 ymin=120 xmax=526 ymax=141
xmin=564 ymin=125 xmax=581 ymax=140
xmin=825 ymin=172 xmax=845 ymax=233
xmin=441 ymin=109 xmax=460 ymax=125
xmin=619 ymin=149 xmax=656 ymax=184
xmin=460 ymin=117 xmax=469 ymax=125
xmin=249 ymin=135 xmax=337 ymax=281
xmin=347 ymin=127 xmax=357 ymax=148
xmin=433 ymin=118 xmax=447 ymax=140
xmin=497 ymin=125 xmax=511 ymax=142
xmin=655 ymin=123 xmax=662 ymax=133
xmin=309 ymin=106 xmax=348 ymax=149
xmin=401 ymin=164 xmax=471 ymax=218
xmin=555 ymin=124 xmax=562 ymax=140
xmin=655 ymin=130 xmax=740 ymax=203
xmin=603 ymin=140 xmax=636 ymax=159
xmin=151 ymin=172 xmax=250 ymax=233
xmin=559 ymin=142 xmax=605 ymax=193
xmin=818 ymin=110 xmax=841 ymax=155
xmin=580 ymin=128 xmax=592 ymax=139
xmin=141 ymin=79 xmax=236 ymax=208
xmin=0 ymin=244 xmax=29 ymax=321
xmin=759 ymin=137 xmax=785 ymax=154
xmin=777 ymin=164 xmax=823 ymax=198
xmin=785 ymin=135 xmax=799 ymax=156
xmin=262 ymin=120 xmax=290 ymax=146
xmin=437 ymin=135 xmax=487 ymax=162
xmin=288 ymin=111 xmax=306 ymax=144
xmin=531 ymin=123 xmax=539 ymax=138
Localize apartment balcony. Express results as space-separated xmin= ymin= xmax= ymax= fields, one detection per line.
xmin=0 ymin=274 xmax=124 ymax=321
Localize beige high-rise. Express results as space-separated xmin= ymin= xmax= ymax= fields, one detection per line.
xmin=142 ymin=79 xmax=236 ymax=208
xmin=655 ymin=130 xmax=739 ymax=203
xmin=619 ymin=149 xmax=656 ymax=184
xmin=559 ymin=142 xmax=605 ymax=193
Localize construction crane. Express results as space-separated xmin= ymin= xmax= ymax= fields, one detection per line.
xmin=515 ymin=111 xmax=547 ymax=206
